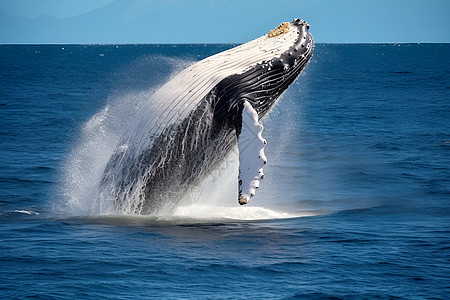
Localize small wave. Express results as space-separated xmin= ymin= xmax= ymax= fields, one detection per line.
xmin=12 ymin=210 xmax=40 ymax=215
xmin=0 ymin=131 xmax=17 ymax=136
xmin=0 ymin=176 xmax=53 ymax=184
xmin=1 ymin=209 xmax=40 ymax=217
xmin=32 ymin=166 xmax=55 ymax=171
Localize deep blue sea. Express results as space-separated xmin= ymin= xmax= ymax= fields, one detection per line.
xmin=1 ymin=44 xmax=449 ymax=299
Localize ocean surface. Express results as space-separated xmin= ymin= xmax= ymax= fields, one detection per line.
xmin=1 ymin=43 xmax=449 ymax=299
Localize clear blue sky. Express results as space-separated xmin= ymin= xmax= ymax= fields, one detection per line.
xmin=0 ymin=0 xmax=449 ymax=44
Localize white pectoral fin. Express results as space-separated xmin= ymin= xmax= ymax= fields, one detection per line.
xmin=237 ymin=101 xmax=267 ymax=205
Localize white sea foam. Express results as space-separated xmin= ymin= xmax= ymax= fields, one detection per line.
xmin=12 ymin=210 xmax=40 ymax=215
xmin=172 ymin=205 xmax=301 ymax=221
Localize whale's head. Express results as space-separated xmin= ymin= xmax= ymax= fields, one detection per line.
xmin=213 ymin=18 xmax=314 ymax=123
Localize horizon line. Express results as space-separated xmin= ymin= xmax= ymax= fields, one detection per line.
xmin=1 ymin=42 xmax=449 ymax=46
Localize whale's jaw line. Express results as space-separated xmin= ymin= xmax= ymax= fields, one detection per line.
xmin=214 ymin=19 xmax=314 ymax=125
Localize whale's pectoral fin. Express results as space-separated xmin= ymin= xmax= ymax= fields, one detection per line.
xmin=237 ymin=101 xmax=267 ymax=205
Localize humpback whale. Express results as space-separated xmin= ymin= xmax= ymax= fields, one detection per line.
xmin=98 ymin=19 xmax=314 ymax=214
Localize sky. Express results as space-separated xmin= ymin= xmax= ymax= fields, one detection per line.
xmin=0 ymin=0 xmax=449 ymax=44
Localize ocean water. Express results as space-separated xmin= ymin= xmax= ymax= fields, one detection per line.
xmin=1 ymin=43 xmax=449 ymax=299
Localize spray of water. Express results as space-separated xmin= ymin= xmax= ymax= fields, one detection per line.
xmin=61 ymin=89 xmax=153 ymax=215
xmin=59 ymin=55 xmax=310 ymax=221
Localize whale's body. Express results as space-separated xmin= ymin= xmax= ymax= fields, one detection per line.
xmin=98 ymin=19 xmax=314 ymax=214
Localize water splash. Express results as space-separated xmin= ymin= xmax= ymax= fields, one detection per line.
xmin=59 ymin=55 xmax=310 ymax=221
xmin=61 ymin=89 xmax=156 ymax=215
